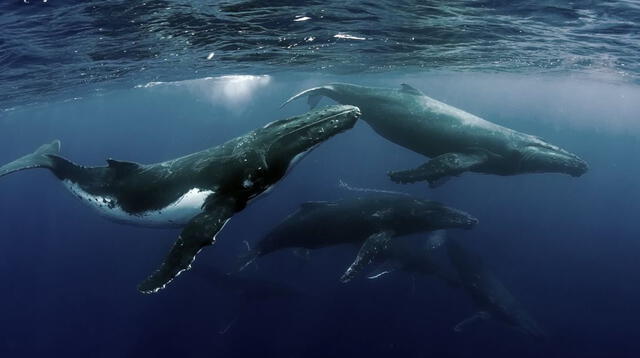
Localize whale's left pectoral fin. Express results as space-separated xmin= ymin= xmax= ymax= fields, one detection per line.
xmin=138 ymin=199 xmax=236 ymax=294
xmin=388 ymin=151 xmax=488 ymax=188
xmin=341 ymin=231 xmax=393 ymax=283
xmin=367 ymin=261 xmax=401 ymax=280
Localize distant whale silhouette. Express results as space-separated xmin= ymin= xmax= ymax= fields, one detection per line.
xmin=238 ymin=193 xmax=478 ymax=281
xmin=446 ymin=238 xmax=546 ymax=339
xmin=283 ymin=83 xmax=588 ymax=187
xmin=195 ymin=266 xmax=303 ymax=303
xmin=193 ymin=265 xmax=304 ymax=335
xmin=0 ymin=105 xmax=361 ymax=293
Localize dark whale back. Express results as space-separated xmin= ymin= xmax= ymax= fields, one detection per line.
xmin=254 ymin=194 xmax=473 ymax=256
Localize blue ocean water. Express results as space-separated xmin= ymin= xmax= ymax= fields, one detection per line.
xmin=1 ymin=2 xmax=640 ymax=358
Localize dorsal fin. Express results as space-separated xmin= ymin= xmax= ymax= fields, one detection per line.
xmin=400 ymin=83 xmax=423 ymax=95
xmin=106 ymin=158 xmax=141 ymax=175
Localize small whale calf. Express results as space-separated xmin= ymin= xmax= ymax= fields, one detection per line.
xmin=0 ymin=105 xmax=361 ymax=293
xmin=283 ymin=83 xmax=588 ymax=187
xmin=238 ymin=193 xmax=478 ymax=280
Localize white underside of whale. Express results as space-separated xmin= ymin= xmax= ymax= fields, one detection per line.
xmin=63 ymin=180 xmax=214 ymax=228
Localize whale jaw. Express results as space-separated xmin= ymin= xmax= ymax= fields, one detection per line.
xmin=519 ymin=144 xmax=588 ymax=177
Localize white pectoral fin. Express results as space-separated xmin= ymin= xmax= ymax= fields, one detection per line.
xmin=388 ymin=151 xmax=488 ymax=187
xmin=367 ymin=261 xmax=401 ymax=280
xmin=340 ymin=231 xmax=394 ymax=283
xmin=137 ymin=197 xmax=236 ymax=294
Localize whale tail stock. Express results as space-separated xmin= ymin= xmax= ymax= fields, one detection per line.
xmin=280 ymin=86 xmax=332 ymax=109
xmin=0 ymin=139 xmax=88 ymax=183
xmin=0 ymin=140 xmax=62 ymax=179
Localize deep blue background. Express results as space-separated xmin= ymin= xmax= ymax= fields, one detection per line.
xmin=1 ymin=73 xmax=639 ymax=357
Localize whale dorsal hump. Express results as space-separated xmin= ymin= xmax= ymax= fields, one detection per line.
xmin=400 ymin=83 xmax=423 ymax=95
xmin=106 ymin=158 xmax=141 ymax=176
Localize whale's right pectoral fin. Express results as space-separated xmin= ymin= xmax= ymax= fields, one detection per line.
xmin=138 ymin=197 xmax=236 ymax=294
xmin=388 ymin=151 xmax=488 ymax=188
xmin=340 ymin=231 xmax=394 ymax=283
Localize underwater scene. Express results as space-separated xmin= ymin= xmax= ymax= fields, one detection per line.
xmin=1 ymin=1 xmax=640 ymax=357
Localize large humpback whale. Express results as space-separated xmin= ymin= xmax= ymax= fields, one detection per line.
xmin=446 ymin=238 xmax=546 ymax=339
xmin=0 ymin=105 xmax=360 ymax=293
xmin=238 ymin=193 xmax=478 ymax=281
xmin=283 ymin=83 xmax=588 ymax=187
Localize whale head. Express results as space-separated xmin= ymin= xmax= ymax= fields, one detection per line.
xmin=261 ymin=105 xmax=360 ymax=172
xmin=396 ymin=198 xmax=478 ymax=231
xmin=517 ymin=140 xmax=588 ymax=177
xmin=420 ymin=201 xmax=479 ymax=230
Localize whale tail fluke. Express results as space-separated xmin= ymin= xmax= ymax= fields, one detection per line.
xmin=280 ymin=86 xmax=332 ymax=109
xmin=0 ymin=140 xmax=62 ymax=179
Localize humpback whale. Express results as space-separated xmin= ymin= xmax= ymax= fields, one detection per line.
xmin=283 ymin=83 xmax=588 ymax=187
xmin=0 ymin=105 xmax=361 ymax=293
xmin=238 ymin=193 xmax=478 ymax=280
xmin=446 ymin=238 xmax=546 ymax=339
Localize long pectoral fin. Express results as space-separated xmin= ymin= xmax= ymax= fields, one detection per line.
xmin=138 ymin=199 xmax=236 ymax=294
xmin=453 ymin=311 xmax=492 ymax=332
xmin=340 ymin=231 xmax=393 ymax=283
xmin=388 ymin=151 xmax=488 ymax=188
xmin=367 ymin=260 xmax=402 ymax=280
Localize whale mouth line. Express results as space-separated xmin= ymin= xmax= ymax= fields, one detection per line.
xmin=267 ymin=106 xmax=360 ymax=153
xmin=519 ymin=144 xmax=588 ymax=177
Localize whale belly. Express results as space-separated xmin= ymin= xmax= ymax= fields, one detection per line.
xmin=63 ymin=180 xmax=214 ymax=228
